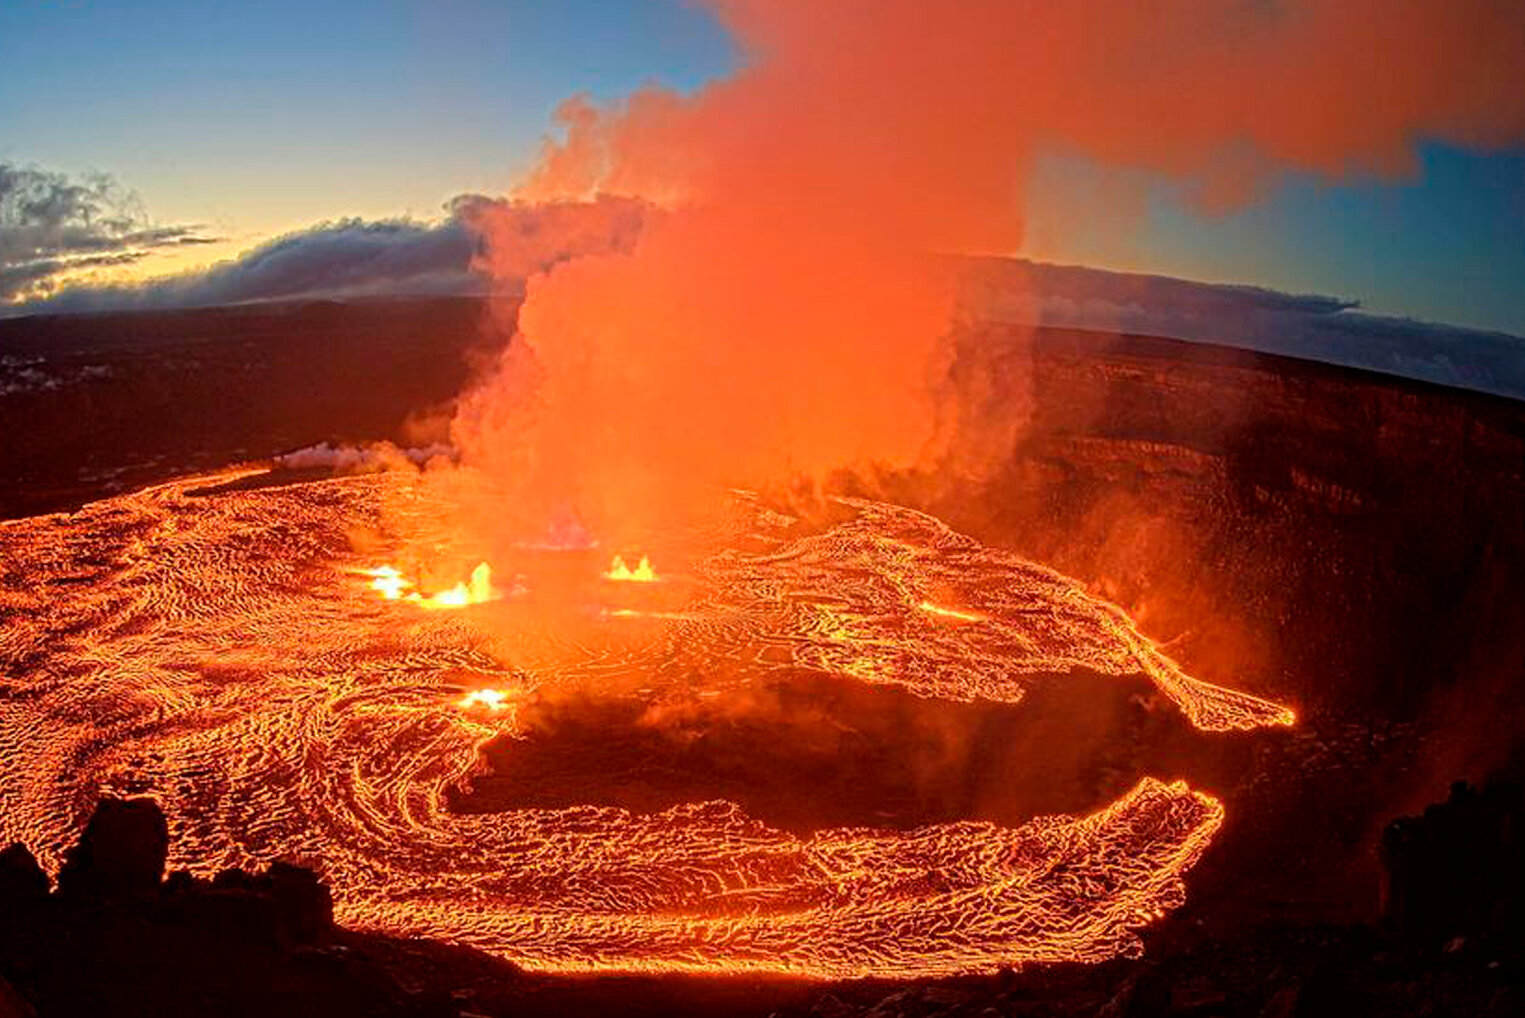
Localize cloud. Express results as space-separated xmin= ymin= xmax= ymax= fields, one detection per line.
xmin=455 ymin=193 xmax=649 ymax=283
xmin=6 ymin=168 xmax=1518 ymax=401
xmin=0 ymin=162 xmax=217 ymax=302
xmin=10 ymin=193 xmax=650 ymax=315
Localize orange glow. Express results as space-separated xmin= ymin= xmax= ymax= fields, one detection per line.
xmin=451 ymin=0 xmax=1525 ymax=559
xmin=459 ymin=688 xmax=513 ymax=711
xmin=420 ymin=561 xmax=497 ymax=609
xmin=605 ymin=608 xmax=693 ymax=620
xmin=0 ymin=469 xmax=1293 ymax=976
xmin=604 ymin=554 xmax=658 ymax=582
xmin=918 ymin=600 xmax=984 ymax=622
xmin=363 ymin=561 xmax=499 ymax=609
xmin=364 ymin=564 xmax=410 ymax=600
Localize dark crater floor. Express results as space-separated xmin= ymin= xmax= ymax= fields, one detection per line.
xmin=451 ymin=669 xmax=1233 ymax=834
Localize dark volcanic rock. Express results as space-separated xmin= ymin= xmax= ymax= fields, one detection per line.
xmin=54 ymin=797 xmax=168 ymax=899
xmin=921 ymin=324 xmax=1525 ymax=929
xmin=0 ymin=845 xmax=49 ymax=913
xmin=0 ymin=297 xmax=506 ymax=520
xmin=207 ymin=859 xmax=335 ymax=945
xmin=1098 ymin=968 xmax=1170 ymax=1017
xmin=0 ymin=798 xmax=456 ymax=1017
xmin=266 ymin=860 xmax=336 ymax=942
xmin=0 ymin=974 xmax=36 ymax=1018
xmin=1381 ymin=779 xmax=1525 ymax=945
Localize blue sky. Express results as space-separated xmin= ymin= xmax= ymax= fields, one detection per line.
xmin=2 ymin=0 xmax=1522 ymax=333
xmin=0 ymin=0 xmax=734 ymax=229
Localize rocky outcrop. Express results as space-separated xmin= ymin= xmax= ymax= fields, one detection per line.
xmin=0 ymin=845 xmax=48 ymax=913
xmin=0 ymin=798 xmax=451 ymax=1018
xmin=1381 ymin=779 xmax=1525 ymax=946
xmin=54 ymin=797 xmax=168 ymax=899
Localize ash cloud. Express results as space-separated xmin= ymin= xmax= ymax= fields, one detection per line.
xmin=0 ymin=162 xmax=217 ymax=303
xmin=9 ymin=193 xmax=650 ymax=315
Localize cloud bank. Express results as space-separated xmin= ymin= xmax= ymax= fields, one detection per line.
xmin=11 ymin=193 xmax=648 ymax=315
xmin=7 ymin=182 xmax=1521 ymax=401
xmin=0 ymin=162 xmax=217 ymax=303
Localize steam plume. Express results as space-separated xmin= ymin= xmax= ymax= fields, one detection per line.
xmin=455 ymin=0 xmax=1525 ymax=544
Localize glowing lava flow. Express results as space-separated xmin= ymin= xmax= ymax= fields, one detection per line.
xmin=0 ymin=468 xmax=1291 ymax=977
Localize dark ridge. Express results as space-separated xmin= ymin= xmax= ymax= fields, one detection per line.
xmin=2 ymin=298 xmax=1520 ymax=523
xmin=0 ymin=297 xmax=510 ymax=521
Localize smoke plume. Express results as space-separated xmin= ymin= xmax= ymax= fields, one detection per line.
xmin=455 ymin=0 xmax=1525 ymax=545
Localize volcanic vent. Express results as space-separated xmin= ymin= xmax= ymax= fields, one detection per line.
xmin=0 ymin=465 xmax=1289 ymax=977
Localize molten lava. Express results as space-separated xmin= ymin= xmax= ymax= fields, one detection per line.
xmin=918 ymin=600 xmax=984 ymax=623
xmin=422 ymin=561 xmax=498 ymax=609
xmin=365 ymin=564 xmax=411 ymax=600
xmin=604 ymin=554 xmax=658 ymax=582
xmin=363 ymin=561 xmax=499 ymax=609
xmin=0 ymin=467 xmax=1291 ymax=977
xmin=459 ymin=688 xmax=513 ymax=712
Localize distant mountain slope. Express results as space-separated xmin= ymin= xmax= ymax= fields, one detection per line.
xmin=960 ymin=257 xmax=1525 ymax=401
xmin=7 ymin=196 xmax=1518 ymax=402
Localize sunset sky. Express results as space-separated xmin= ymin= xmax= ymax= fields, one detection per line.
xmin=3 ymin=0 xmax=1522 ymax=333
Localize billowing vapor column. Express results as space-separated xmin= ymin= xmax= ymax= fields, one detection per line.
xmin=454 ymin=0 xmax=1525 ymax=545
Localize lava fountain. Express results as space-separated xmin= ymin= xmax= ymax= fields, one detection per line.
xmin=603 ymin=554 xmax=658 ymax=583
xmin=0 ymin=466 xmax=1290 ymax=977
xmin=361 ymin=561 xmax=499 ymax=609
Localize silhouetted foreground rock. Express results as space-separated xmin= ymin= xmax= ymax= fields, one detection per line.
xmin=0 ymin=797 xmax=456 ymax=1018
xmin=53 ymin=798 xmax=168 ymax=900
xmin=0 ymin=846 xmax=47 ymax=913
xmin=1382 ymin=780 xmax=1525 ymax=948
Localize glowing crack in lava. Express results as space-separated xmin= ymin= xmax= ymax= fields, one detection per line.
xmin=0 ymin=468 xmax=1291 ymax=977
xmin=919 ymin=600 xmax=984 ymax=623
